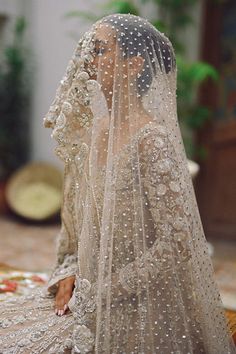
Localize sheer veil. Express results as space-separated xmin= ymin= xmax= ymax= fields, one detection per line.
xmin=44 ymin=13 xmax=235 ymax=354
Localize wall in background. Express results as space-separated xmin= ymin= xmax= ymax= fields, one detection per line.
xmin=0 ymin=0 xmax=23 ymax=54
xmin=25 ymin=0 xmax=97 ymax=168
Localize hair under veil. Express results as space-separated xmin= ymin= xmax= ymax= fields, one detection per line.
xmin=44 ymin=13 xmax=235 ymax=354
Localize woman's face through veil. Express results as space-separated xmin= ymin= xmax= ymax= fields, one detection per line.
xmin=87 ymin=23 xmax=151 ymax=125
xmin=90 ymin=24 xmax=118 ymax=104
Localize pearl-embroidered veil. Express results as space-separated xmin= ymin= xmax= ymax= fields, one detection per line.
xmin=43 ymin=13 xmax=236 ymax=354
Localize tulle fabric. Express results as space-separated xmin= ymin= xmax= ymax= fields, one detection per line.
xmin=0 ymin=13 xmax=235 ymax=354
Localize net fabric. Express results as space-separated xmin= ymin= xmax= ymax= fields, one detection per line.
xmin=45 ymin=13 xmax=235 ymax=353
xmin=0 ymin=13 xmax=235 ymax=354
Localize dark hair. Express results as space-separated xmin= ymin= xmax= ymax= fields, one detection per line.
xmin=101 ymin=14 xmax=176 ymax=95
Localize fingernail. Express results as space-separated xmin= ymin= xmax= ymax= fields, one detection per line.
xmin=64 ymin=304 xmax=68 ymax=312
xmin=55 ymin=309 xmax=58 ymax=315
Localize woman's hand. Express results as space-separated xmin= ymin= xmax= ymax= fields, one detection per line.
xmin=55 ymin=275 xmax=76 ymax=316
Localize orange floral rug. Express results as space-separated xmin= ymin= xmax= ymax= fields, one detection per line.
xmin=0 ymin=263 xmax=48 ymax=301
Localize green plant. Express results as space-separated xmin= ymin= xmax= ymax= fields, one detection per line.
xmin=65 ymin=0 xmax=218 ymax=159
xmin=0 ymin=17 xmax=31 ymax=180
xmin=176 ymin=56 xmax=218 ymax=158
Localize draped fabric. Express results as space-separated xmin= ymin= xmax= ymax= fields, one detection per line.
xmin=0 ymin=13 xmax=235 ymax=354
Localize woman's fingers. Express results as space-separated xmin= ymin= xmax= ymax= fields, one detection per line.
xmin=55 ymin=277 xmax=75 ymax=316
xmin=55 ymin=290 xmax=69 ymax=315
xmin=55 ymin=290 xmax=65 ymax=315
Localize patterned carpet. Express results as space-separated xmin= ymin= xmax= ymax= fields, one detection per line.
xmin=0 ymin=262 xmax=48 ymax=301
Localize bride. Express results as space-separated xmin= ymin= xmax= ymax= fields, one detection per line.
xmin=0 ymin=13 xmax=235 ymax=354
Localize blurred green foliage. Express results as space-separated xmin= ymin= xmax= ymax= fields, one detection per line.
xmin=0 ymin=17 xmax=31 ymax=180
xmin=66 ymin=0 xmax=218 ymax=159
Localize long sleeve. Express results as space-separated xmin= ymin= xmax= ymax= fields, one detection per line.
xmin=47 ymin=163 xmax=78 ymax=294
xmin=117 ymin=126 xmax=193 ymax=296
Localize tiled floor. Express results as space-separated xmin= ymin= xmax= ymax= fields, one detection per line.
xmin=0 ymin=214 xmax=59 ymax=272
xmin=0 ymin=213 xmax=236 ymax=272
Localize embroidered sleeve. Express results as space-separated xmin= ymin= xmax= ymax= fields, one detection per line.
xmin=47 ymin=163 xmax=78 ymax=294
xmin=117 ymin=126 xmax=193 ymax=296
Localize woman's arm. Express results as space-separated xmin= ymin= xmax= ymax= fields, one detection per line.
xmin=112 ymin=126 xmax=193 ymax=299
